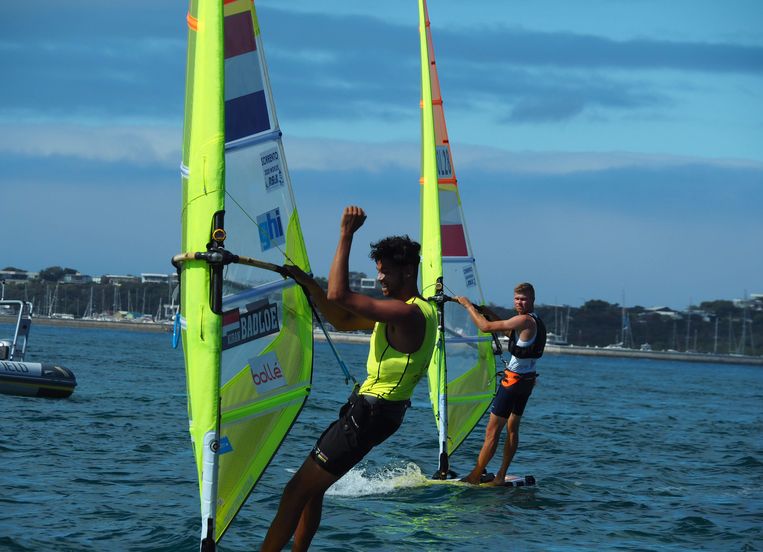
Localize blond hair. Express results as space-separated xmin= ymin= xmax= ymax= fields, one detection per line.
xmin=514 ymin=282 xmax=535 ymax=299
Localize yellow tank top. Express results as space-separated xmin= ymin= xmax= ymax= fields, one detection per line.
xmin=358 ymin=296 xmax=437 ymax=401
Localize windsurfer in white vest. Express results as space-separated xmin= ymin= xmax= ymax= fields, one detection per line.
xmin=261 ymin=205 xmax=437 ymax=551
xmin=454 ymin=282 xmax=546 ymax=485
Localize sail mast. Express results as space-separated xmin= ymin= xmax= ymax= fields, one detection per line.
xmin=418 ymin=0 xmax=449 ymax=478
xmin=178 ymin=1 xmax=316 ymax=548
xmin=419 ymin=0 xmax=497 ymax=479
xmin=181 ymin=0 xmax=225 ymax=548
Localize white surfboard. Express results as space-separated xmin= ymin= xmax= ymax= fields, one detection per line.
xmin=427 ymin=474 xmax=536 ymax=488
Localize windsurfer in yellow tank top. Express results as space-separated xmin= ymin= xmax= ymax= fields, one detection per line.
xmin=261 ymin=206 xmax=437 ymax=552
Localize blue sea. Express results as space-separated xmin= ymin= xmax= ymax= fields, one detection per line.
xmin=1 ymin=323 xmax=761 ymax=551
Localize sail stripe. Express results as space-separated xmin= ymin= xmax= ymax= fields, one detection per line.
xmin=224 ymin=11 xmax=256 ymax=58
xmin=221 ymin=386 xmax=310 ymax=424
xmin=225 ymin=92 xmax=269 ymax=142
xmin=221 ymin=382 xmax=309 ymax=414
xmin=223 ymin=10 xmax=270 ymax=142
xmin=442 ymin=256 xmax=476 ymax=263
xmin=225 ymin=52 xmax=264 ymax=100
xmin=441 ymin=225 xmax=468 ymax=256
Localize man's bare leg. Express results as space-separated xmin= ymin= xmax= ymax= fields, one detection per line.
xmin=261 ymin=457 xmax=338 ymax=552
xmin=461 ymin=413 xmax=508 ymax=484
xmin=490 ymin=413 xmax=521 ymax=486
xmin=292 ymin=493 xmax=326 ymax=552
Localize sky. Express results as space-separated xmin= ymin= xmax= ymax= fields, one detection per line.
xmin=1 ymin=0 xmax=761 ymax=310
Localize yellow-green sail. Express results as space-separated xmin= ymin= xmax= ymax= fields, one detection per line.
xmin=179 ymin=0 xmax=313 ymax=547
xmin=419 ymin=0 xmax=496 ymax=477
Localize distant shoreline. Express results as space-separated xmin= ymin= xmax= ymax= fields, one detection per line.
xmin=314 ymin=330 xmax=763 ymax=366
xmin=0 ymin=315 xmax=171 ymax=333
xmin=542 ymin=343 xmax=763 ymax=366
xmin=3 ymin=316 xmax=761 ymax=365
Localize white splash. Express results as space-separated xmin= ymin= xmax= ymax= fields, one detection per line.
xmin=326 ymin=462 xmax=428 ymax=497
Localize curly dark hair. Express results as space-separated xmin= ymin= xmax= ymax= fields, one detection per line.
xmin=369 ymin=235 xmax=421 ymax=267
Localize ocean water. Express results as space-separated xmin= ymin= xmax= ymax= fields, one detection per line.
xmin=1 ymin=323 xmax=761 ymax=551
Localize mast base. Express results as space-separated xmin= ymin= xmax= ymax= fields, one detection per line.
xmin=200 ymin=517 xmax=216 ymax=552
xmin=431 ymin=469 xmax=458 ymax=480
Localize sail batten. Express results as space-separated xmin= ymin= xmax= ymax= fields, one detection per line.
xmin=419 ymin=0 xmax=496 ymax=474
xmin=179 ymin=1 xmax=313 ymax=546
xmin=221 ymin=385 xmax=311 ymax=424
xmin=225 ymin=129 xmax=282 ymax=152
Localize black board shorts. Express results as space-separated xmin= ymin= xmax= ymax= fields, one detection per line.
xmin=311 ymin=389 xmax=409 ymax=477
xmin=491 ymin=372 xmax=536 ymax=418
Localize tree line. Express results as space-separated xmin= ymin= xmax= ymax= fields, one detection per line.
xmin=494 ymin=299 xmax=760 ymax=356
xmin=2 ymin=267 xmax=760 ymax=355
xmin=317 ymin=274 xmax=760 ymax=355
xmin=2 ymin=266 xmax=175 ymax=319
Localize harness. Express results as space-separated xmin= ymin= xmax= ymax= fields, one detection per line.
xmin=500 ymin=370 xmax=538 ymax=389
xmin=345 ymin=387 xmax=409 ymax=431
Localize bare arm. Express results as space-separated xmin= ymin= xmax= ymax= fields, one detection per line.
xmin=326 ymin=206 xmax=425 ymax=351
xmin=476 ymin=304 xmax=502 ymax=322
xmin=326 ymin=207 xmax=417 ymax=321
xmin=283 ymin=265 xmax=373 ymax=331
xmin=326 ymin=206 xmax=362 ymax=306
xmin=455 ymin=296 xmax=533 ymax=336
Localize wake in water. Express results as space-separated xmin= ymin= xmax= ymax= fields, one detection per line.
xmin=326 ymin=462 xmax=430 ymax=497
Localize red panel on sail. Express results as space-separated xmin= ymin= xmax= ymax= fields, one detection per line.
xmin=224 ymin=11 xmax=256 ymax=59
xmin=441 ymin=224 xmax=467 ymax=256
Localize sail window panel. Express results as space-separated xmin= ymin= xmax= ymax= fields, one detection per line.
xmin=224 ymin=52 xmax=264 ymax=101
xmin=442 ymin=260 xmax=482 ymax=333
xmin=438 ymin=188 xmax=462 ymax=224
xmin=224 ymin=11 xmax=257 ymax=59
xmin=224 ymin=144 xmax=291 ymax=258
xmin=225 ymin=91 xmax=270 ymax=142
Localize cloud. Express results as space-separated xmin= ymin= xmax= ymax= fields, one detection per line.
xmin=259 ymin=7 xmax=763 ymax=124
xmin=0 ymin=2 xmax=186 ymax=123
xmin=3 ymin=121 xmax=760 ymax=178
xmin=432 ymin=25 xmax=763 ymax=74
xmin=7 ymin=4 xmax=759 ymax=129
xmin=4 ymin=136 xmax=760 ymax=309
xmin=0 ymin=123 xmax=180 ymax=167
xmin=275 ymin=136 xmax=763 ymax=177
xmin=285 ymin=159 xmax=763 ymax=309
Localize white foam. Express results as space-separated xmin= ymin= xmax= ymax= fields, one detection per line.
xmin=326 ymin=462 xmax=428 ymax=497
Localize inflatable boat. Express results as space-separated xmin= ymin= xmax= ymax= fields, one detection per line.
xmin=0 ymin=361 xmax=77 ymax=398
xmin=0 ymin=299 xmax=77 ymax=398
